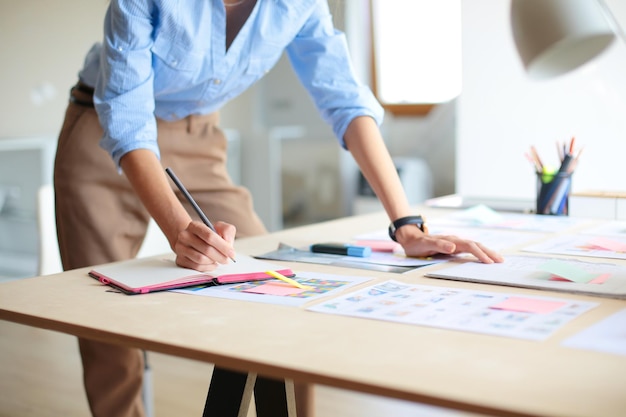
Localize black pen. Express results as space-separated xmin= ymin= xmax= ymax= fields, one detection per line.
xmin=165 ymin=167 xmax=236 ymax=263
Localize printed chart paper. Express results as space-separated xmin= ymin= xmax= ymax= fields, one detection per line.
xmin=174 ymin=271 xmax=373 ymax=307
xmin=308 ymin=280 xmax=597 ymax=341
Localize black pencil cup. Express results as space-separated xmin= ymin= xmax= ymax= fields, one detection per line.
xmin=536 ymin=171 xmax=573 ymax=215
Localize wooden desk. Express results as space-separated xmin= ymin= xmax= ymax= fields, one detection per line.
xmin=1 ymin=208 xmax=625 ymax=417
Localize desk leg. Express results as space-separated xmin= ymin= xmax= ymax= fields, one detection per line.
xmin=254 ymin=377 xmax=296 ymax=417
xmin=202 ymin=367 xmax=296 ymax=417
xmin=202 ymin=367 xmax=256 ymax=417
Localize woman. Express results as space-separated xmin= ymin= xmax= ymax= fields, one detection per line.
xmin=54 ymin=0 xmax=503 ymax=416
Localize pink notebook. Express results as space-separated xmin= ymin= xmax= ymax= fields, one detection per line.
xmin=88 ymin=254 xmax=294 ymax=295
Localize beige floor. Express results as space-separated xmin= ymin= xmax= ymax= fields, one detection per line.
xmin=0 ymin=320 xmax=481 ymax=417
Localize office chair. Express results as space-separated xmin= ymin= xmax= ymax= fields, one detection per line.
xmin=37 ymin=184 xmax=170 ymax=417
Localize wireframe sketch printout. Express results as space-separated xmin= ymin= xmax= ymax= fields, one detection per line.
xmin=425 ymin=255 xmax=626 ymax=299
xmin=523 ymin=235 xmax=626 ymax=261
xmin=175 ymin=271 xmax=373 ymax=307
xmin=308 ymin=280 xmax=597 ymax=341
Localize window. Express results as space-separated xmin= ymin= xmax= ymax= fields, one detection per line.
xmin=370 ymin=0 xmax=462 ymax=116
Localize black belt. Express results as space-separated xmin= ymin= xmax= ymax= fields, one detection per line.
xmin=69 ymin=82 xmax=95 ymax=108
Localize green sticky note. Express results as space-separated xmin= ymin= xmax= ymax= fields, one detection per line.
xmin=538 ymin=259 xmax=597 ymax=284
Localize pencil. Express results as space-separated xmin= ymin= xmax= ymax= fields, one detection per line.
xmin=529 ymin=145 xmax=543 ymax=170
xmin=556 ymin=141 xmax=564 ymax=162
xmin=165 ymin=167 xmax=236 ymax=263
xmin=525 ymin=152 xmax=541 ymax=173
xmin=574 ymin=146 xmax=584 ymax=162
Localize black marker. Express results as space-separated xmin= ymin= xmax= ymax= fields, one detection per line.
xmin=310 ymin=243 xmax=372 ymax=257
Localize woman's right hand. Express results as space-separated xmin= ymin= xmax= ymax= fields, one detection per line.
xmin=173 ymin=220 xmax=237 ymax=271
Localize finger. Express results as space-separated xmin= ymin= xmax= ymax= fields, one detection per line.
xmin=172 ymin=227 xmax=220 ymax=270
xmin=475 ymin=243 xmax=504 ymax=263
xmin=402 ymin=235 xmax=455 ymax=258
xmin=406 ymin=234 xmax=503 ymax=264
xmin=174 ymin=223 xmax=229 ymax=265
xmin=173 ymin=234 xmax=223 ymax=270
xmin=424 ymin=236 xmax=456 ymax=255
xmin=462 ymin=242 xmax=494 ymax=264
xmin=214 ymin=221 xmax=237 ymax=245
xmin=187 ymin=221 xmax=235 ymax=263
xmin=451 ymin=238 xmax=503 ymax=264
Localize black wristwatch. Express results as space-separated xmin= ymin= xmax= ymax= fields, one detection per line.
xmin=388 ymin=215 xmax=426 ymax=242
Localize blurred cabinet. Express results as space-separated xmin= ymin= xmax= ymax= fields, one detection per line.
xmin=0 ymin=136 xmax=56 ymax=280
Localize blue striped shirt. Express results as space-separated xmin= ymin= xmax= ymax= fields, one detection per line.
xmin=79 ymin=0 xmax=384 ymax=167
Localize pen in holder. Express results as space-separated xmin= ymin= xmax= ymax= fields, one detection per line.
xmin=536 ymin=170 xmax=572 ymax=215
xmin=527 ymin=138 xmax=581 ymax=216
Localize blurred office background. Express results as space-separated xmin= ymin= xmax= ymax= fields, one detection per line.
xmin=1 ymin=0 xmax=626 ymax=280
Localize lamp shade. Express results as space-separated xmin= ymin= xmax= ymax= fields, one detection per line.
xmin=511 ymin=0 xmax=616 ymax=79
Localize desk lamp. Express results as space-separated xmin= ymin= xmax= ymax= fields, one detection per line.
xmin=510 ymin=0 xmax=626 ymax=217
xmin=510 ymin=0 xmax=625 ymax=79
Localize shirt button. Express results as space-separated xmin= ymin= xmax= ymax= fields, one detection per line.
xmin=213 ymin=79 xmax=222 ymax=85
xmin=171 ymin=60 xmax=178 ymax=66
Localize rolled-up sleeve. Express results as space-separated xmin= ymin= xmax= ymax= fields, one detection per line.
xmin=94 ymin=0 xmax=159 ymax=168
xmin=285 ymin=0 xmax=384 ymax=148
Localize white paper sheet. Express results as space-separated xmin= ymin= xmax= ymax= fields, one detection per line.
xmin=562 ymin=308 xmax=626 ymax=356
xmin=308 ymin=280 xmax=597 ymax=341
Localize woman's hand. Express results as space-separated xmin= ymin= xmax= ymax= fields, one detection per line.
xmin=173 ymin=220 xmax=237 ymax=271
xmin=394 ymin=225 xmax=504 ymax=264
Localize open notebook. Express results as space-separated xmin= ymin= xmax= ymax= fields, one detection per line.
xmin=88 ymin=253 xmax=294 ymax=295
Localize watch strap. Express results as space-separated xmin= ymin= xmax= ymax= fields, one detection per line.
xmin=388 ymin=215 xmax=425 ymax=242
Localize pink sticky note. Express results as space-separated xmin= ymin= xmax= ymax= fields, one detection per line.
xmin=587 ymin=237 xmax=626 ymax=252
xmin=491 ymin=297 xmax=567 ymax=314
xmin=355 ymin=240 xmax=402 ymax=252
xmin=243 ymin=282 xmax=306 ymax=296
xmin=589 ymin=273 xmax=611 ymax=285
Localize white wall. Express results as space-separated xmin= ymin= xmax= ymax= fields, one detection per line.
xmin=0 ymin=0 xmax=106 ymax=138
xmin=458 ymin=0 xmax=626 ymax=200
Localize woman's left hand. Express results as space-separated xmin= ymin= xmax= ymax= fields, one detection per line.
xmin=395 ymin=226 xmax=504 ymax=264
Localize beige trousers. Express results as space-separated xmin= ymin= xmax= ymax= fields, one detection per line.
xmin=54 ymin=87 xmax=267 ymax=417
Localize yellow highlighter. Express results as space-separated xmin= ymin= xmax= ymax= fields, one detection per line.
xmin=265 ymin=270 xmax=312 ymax=290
